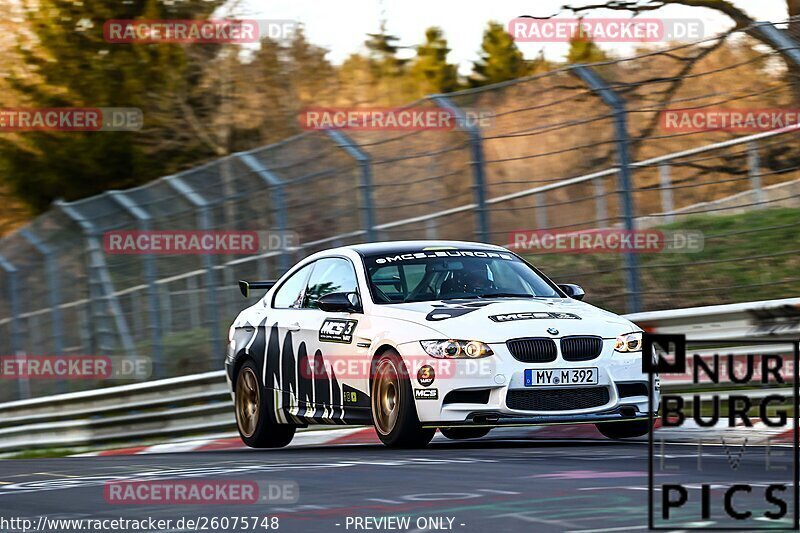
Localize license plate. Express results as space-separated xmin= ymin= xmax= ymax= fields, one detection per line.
xmin=524 ymin=367 xmax=598 ymax=387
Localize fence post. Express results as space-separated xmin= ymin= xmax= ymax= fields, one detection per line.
xmin=235 ymin=152 xmax=291 ymax=274
xmin=163 ymin=175 xmax=223 ymax=362
xmin=187 ymin=276 xmax=200 ymax=329
xmin=0 ymin=254 xmax=25 ymax=398
xmin=594 ymin=178 xmax=608 ymax=228
xmin=56 ymin=200 xmax=135 ymax=354
xmin=430 ymin=95 xmax=490 ymax=242
xmin=573 ymin=65 xmax=641 ymax=313
xmin=747 ymin=141 xmax=766 ymax=207
xmin=658 ymin=163 xmax=676 ymax=222
xmin=534 ymin=195 xmax=548 ymax=229
xmin=751 ymin=22 xmax=800 ymax=67
xmin=325 ymin=129 xmax=377 ymax=242
xmin=107 ymin=191 xmax=164 ymax=376
xmin=18 ymin=228 xmax=64 ymax=357
xmin=19 ymin=228 xmax=66 ymax=392
xmin=425 ymin=219 xmax=438 ymax=240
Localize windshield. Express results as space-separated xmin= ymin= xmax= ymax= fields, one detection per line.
xmin=363 ymin=249 xmax=561 ymax=304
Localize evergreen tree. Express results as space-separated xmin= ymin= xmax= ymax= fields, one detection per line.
xmin=364 ymin=22 xmax=415 ymax=104
xmin=287 ymin=27 xmax=336 ymax=105
xmin=409 ymin=27 xmax=459 ymax=97
xmin=527 ymin=50 xmax=556 ymax=75
xmin=469 ymin=21 xmax=528 ymax=87
xmin=1 ymin=0 xmax=224 ymax=211
xmin=366 ymin=22 xmax=407 ymax=79
xmin=566 ymin=27 xmax=608 ymax=64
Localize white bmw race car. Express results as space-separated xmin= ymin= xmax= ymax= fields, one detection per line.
xmin=225 ymin=241 xmax=659 ymax=448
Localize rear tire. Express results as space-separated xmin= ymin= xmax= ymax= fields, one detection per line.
xmin=235 ymin=359 xmax=296 ymax=448
xmin=595 ymin=419 xmax=651 ymax=439
xmin=371 ymin=350 xmax=435 ymax=448
xmin=440 ymin=427 xmax=491 ymax=440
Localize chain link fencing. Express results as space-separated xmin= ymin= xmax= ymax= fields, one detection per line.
xmin=1 ymin=20 xmax=799 ymax=400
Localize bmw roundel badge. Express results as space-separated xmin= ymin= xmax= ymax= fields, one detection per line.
xmin=547 ymin=327 xmax=559 ymax=335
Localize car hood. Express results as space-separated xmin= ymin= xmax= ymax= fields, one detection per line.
xmin=370 ymin=298 xmax=637 ymax=342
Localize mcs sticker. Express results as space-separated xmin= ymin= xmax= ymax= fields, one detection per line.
xmin=414 ymin=388 xmax=438 ymax=400
xmin=319 ymin=319 xmax=358 ymax=344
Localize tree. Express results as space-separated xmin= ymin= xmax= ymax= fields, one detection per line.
xmin=226 ymin=28 xmax=336 ymax=148
xmin=470 ymin=21 xmax=529 ymax=87
xmin=364 ymin=22 xmax=415 ymax=104
xmin=527 ymin=50 xmax=557 ymax=75
xmin=560 ymin=1 xmax=800 ymax=73
xmin=566 ymin=27 xmax=608 ymax=64
xmin=1 ymin=0 xmax=225 ymax=212
xmin=366 ymin=22 xmax=407 ymax=78
xmin=287 ymin=27 xmax=336 ymax=106
xmin=409 ymin=27 xmax=460 ymax=97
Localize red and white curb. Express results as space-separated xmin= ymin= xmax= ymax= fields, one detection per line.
xmin=71 ymin=421 xmax=796 ymax=457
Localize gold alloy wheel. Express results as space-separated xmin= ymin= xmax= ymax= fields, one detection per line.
xmin=235 ymin=366 xmax=260 ymax=438
xmin=373 ymin=358 xmax=401 ymax=436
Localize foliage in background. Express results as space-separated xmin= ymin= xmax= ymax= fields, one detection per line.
xmin=469 ymin=21 xmax=530 ymax=87
xmin=0 ymin=0 xmax=796 ymax=230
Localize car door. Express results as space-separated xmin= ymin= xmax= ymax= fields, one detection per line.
xmin=293 ymin=256 xmax=369 ymax=424
xmin=266 ymin=261 xmax=315 ymax=424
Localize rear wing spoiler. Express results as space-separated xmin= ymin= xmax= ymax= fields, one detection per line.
xmin=238 ymin=280 xmax=277 ymax=298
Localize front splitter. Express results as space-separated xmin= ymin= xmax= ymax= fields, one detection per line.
xmin=424 ymin=410 xmax=655 ymax=429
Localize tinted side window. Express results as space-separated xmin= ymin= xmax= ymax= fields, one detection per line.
xmin=272 ymin=263 xmax=314 ymax=308
xmin=304 ymin=258 xmax=358 ymax=309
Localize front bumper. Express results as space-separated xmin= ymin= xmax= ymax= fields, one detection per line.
xmin=424 ymin=409 xmax=652 ymax=429
xmin=398 ymin=337 xmax=660 ymax=425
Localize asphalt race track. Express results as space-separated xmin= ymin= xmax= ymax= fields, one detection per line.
xmin=0 ymin=430 xmax=795 ymax=533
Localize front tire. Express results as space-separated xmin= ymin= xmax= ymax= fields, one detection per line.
xmin=596 ymin=419 xmax=651 ymax=439
xmin=371 ymin=350 xmax=435 ymax=448
xmin=235 ymin=359 xmax=296 ymax=448
xmin=440 ymin=427 xmax=491 ymax=440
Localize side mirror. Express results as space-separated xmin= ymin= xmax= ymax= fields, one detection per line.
xmin=558 ymin=284 xmax=585 ymax=300
xmin=317 ymin=292 xmax=362 ymax=313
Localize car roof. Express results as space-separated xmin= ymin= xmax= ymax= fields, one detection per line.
xmin=342 ymin=240 xmax=510 ymax=256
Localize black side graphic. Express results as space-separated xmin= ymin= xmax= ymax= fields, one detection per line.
xmin=263 ymin=321 xmax=370 ymax=425
xmin=331 ymin=371 xmax=343 ymax=423
xmin=297 ymin=342 xmax=314 ymax=418
xmin=266 ymin=322 xmax=281 ymax=392
xmin=313 ymin=349 xmax=329 ymax=420
xmin=281 ymin=330 xmax=297 ymax=421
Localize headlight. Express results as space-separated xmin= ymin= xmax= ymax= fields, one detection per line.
xmin=420 ymin=340 xmax=494 ymax=359
xmin=614 ymin=331 xmax=642 ymax=353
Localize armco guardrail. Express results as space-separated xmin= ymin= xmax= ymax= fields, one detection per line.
xmin=627 ymin=297 xmax=800 ymax=341
xmin=0 ymin=298 xmax=797 ymax=453
xmin=0 ymin=371 xmax=232 ymax=452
